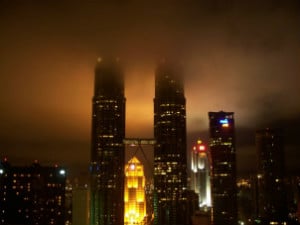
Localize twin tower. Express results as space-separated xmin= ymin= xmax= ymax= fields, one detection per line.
xmin=89 ymin=58 xmax=188 ymax=225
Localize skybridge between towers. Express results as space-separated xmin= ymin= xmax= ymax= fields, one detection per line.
xmin=124 ymin=138 xmax=156 ymax=146
xmin=123 ymin=138 xmax=156 ymax=167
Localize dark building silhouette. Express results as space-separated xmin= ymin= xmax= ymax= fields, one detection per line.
xmin=208 ymin=111 xmax=237 ymax=225
xmin=0 ymin=159 xmax=66 ymax=225
xmin=153 ymin=61 xmax=188 ymax=225
xmin=237 ymin=177 xmax=255 ymax=224
xmin=255 ymin=128 xmax=288 ymax=224
xmin=89 ymin=58 xmax=126 ymax=225
xmin=285 ymin=175 xmax=300 ymax=223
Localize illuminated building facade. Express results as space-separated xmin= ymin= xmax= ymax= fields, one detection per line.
xmin=0 ymin=159 xmax=66 ymax=225
xmin=154 ymin=61 xmax=188 ymax=225
xmin=256 ymin=128 xmax=288 ymax=224
xmin=208 ymin=111 xmax=237 ymax=225
xmin=124 ymin=157 xmax=146 ymax=225
xmin=191 ymin=140 xmax=211 ymax=209
xmin=90 ymin=58 xmax=126 ymax=225
xmin=124 ymin=138 xmax=156 ymax=224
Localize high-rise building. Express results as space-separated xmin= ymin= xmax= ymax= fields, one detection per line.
xmin=124 ymin=157 xmax=146 ymax=225
xmin=191 ymin=140 xmax=211 ymax=209
xmin=255 ymin=128 xmax=287 ymax=224
xmin=89 ymin=58 xmax=126 ymax=225
xmin=208 ymin=111 xmax=237 ymax=225
xmin=153 ymin=61 xmax=188 ymax=225
xmin=0 ymin=159 xmax=66 ymax=225
xmin=124 ymin=138 xmax=156 ymax=224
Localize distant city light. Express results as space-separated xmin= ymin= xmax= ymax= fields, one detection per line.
xmin=0 ymin=169 xmax=3 ymax=174
xmin=199 ymin=145 xmax=206 ymax=151
xmin=194 ymin=139 xmax=206 ymax=152
xmin=59 ymin=169 xmax=66 ymax=175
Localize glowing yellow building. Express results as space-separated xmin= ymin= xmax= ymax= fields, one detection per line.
xmin=124 ymin=157 xmax=146 ymax=225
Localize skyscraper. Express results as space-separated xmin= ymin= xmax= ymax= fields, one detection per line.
xmin=124 ymin=157 xmax=146 ymax=225
xmin=90 ymin=58 xmax=126 ymax=225
xmin=190 ymin=140 xmax=211 ymax=210
xmin=153 ymin=61 xmax=188 ymax=225
xmin=208 ymin=111 xmax=237 ymax=225
xmin=256 ymin=128 xmax=287 ymax=224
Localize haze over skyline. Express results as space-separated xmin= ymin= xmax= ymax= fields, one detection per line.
xmin=1 ymin=1 xmax=299 ymax=177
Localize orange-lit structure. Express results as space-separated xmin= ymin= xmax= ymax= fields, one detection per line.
xmin=124 ymin=157 xmax=146 ymax=225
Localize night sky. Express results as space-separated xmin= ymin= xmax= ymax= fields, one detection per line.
xmin=0 ymin=1 xmax=299 ymax=179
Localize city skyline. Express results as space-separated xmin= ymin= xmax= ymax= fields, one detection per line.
xmin=0 ymin=1 xmax=300 ymax=177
